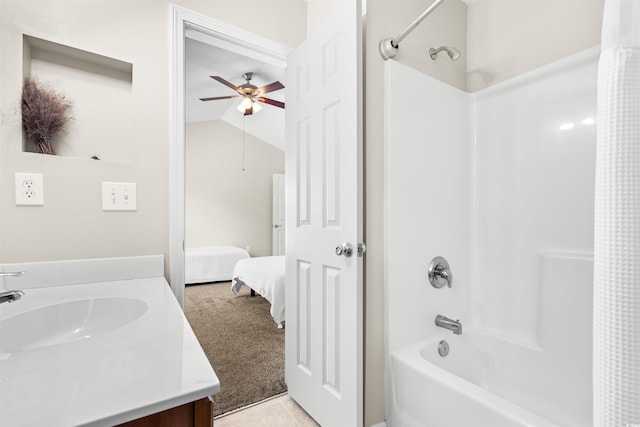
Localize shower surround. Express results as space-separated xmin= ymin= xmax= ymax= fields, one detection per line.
xmin=384 ymin=48 xmax=597 ymax=426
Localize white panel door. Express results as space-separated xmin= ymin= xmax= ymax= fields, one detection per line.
xmin=285 ymin=1 xmax=363 ymax=426
xmin=273 ymin=173 xmax=286 ymax=255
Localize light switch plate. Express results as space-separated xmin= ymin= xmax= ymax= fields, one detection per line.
xmin=15 ymin=173 xmax=44 ymax=205
xmin=102 ymin=182 xmax=137 ymax=211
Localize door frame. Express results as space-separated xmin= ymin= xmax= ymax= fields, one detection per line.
xmin=169 ymin=4 xmax=291 ymax=307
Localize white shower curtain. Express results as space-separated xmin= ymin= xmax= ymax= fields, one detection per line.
xmin=594 ymin=0 xmax=640 ymax=425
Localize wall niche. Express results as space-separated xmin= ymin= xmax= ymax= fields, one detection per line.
xmin=23 ymin=35 xmax=133 ymax=161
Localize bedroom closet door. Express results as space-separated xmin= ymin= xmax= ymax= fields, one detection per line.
xmin=284 ymin=1 xmax=363 ymax=426
xmin=272 ymin=174 xmax=286 ymax=255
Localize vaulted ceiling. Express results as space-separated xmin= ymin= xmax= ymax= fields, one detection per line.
xmin=185 ymin=37 xmax=286 ymax=151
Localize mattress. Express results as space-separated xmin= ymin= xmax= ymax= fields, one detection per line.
xmin=185 ymin=246 xmax=250 ymax=284
xmin=231 ymin=256 xmax=286 ymax=327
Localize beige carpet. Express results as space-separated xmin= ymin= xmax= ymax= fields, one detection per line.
xmin=184 ymin=282 xmax=286 ymax=417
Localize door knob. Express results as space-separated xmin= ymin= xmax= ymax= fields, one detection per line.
xmin=428 ymin=256 xmax=452 ymax=288
xmin=357 ymin=243 xmax=366 ymax=257
xmin=335 ymin=242 xmax=353 ymax=257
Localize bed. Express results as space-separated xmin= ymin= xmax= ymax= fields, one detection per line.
xmin=231 ymin=256 xmax=286 ymax=328
xmin=185 ymin=246 xmax=250 ymax=284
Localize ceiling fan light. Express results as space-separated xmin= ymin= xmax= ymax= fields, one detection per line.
xmin=236 ymin=97 xmax=262 ymax=114
xmin=240 ymin=96 xmax=253 ymax=109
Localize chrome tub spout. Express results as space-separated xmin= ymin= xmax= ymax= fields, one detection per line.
xmin=435 ymin=314 xmax=462 ymax=335
xmin=0 ymin=290 xmax=25 ymax=304
xmin=0 ymin=271 xmax=26 ymax=304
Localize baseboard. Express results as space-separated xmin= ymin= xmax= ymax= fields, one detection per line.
xmin=369 ymin=422 xmax=387 ymax=427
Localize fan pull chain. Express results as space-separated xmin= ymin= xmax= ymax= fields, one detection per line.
xmin=242 ymin=116 xmax=246 ymax=172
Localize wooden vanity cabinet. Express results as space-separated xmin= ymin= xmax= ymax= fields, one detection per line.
xmin=116 ymin=396 xmax=214 ymax=427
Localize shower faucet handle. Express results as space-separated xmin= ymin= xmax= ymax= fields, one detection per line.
xmin=428 ymin=256 xmax=452 ymax=288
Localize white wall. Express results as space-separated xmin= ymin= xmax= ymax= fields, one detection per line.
xmin=471 ymin=50 xmax=596 ymax=425
xmin=467 ymin=0 xmax=604 ymax=92
xmin=385 ymin=59 xmax=471 ymax=353
xmin=185 ymin=120 xmax=284 ymax=257
xmin=306 ymin=0 xmax=346 ymax=36
xmin=0 ymin=0 xmax=305 ymax=266
xmin=471 ymin=47 xmax=597 ymax=342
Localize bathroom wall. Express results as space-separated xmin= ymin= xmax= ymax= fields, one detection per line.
xmin=185 ymin=120 xmax=284 ymax=257
xmin=466 ymin=0 xmax=604 ymax=92
xmin=471 ymin=48 xmax=597 ymax=346
xmin=385 ymin=60 xmax=471 ymax=353
xmin=306 ymin=0 xmax=347 ymax=37
xmin=471 ymin=50 xmax=597 ymax=425
xmin=0 ymin=0 xmax=306 ymax=265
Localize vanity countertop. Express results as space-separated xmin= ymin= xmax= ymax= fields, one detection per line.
xmin=0 ymin=277 xmax=220 ymax=427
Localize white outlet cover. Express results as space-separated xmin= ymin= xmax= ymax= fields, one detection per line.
xmin=15 ymin=173 xmax=44 ymax=206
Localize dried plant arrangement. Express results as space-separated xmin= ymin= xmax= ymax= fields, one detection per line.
xmin=21 ymin=76 xmax=72 ymax=155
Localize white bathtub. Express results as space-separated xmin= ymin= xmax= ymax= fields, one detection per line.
xmin=389 ymin=332 xmax=591 ymax=427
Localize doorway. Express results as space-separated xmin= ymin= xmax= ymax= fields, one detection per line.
xmin=170 ymin=3 xmax=364 ymax=425
xmin=183 ymin=35 xmax=287 ymax=417
xmin=169 ymin=6 xmax=290 ymax=308
xmin=170 ymin=5 xmax=291 ymax=417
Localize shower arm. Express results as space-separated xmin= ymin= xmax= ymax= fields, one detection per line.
xmin=379 ymin=0 xmax=447 ymax=60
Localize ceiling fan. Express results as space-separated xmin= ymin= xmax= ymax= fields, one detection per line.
xmin=199 ymin=72 xmax=285 ymax=116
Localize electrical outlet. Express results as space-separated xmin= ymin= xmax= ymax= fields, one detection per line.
xmin=102 ymin=182 xmax=137 ymax=211
xmin=15 ymin=173 xmax=44 ymax=205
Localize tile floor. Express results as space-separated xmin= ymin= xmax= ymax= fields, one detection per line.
xmin=215 ymin=394 xmax=319 ymax=427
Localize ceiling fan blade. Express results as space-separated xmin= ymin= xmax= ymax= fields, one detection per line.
xmin=257 ymin=97 xmax=285 ymax=109
xmin=199 ymin=95 xmax=240 ymax=101
xmin=258 ymin=81 xmax=284 ymax=94
xmin=211 ymin=76 xmax=240 ymax=92
xmin=244 ymin=105 xmax=253 ymax=116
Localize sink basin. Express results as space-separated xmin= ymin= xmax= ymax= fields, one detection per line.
xmin=0 ymin=297 xmax=147 ymax=352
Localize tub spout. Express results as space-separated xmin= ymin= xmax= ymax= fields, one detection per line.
xmin=435 ymin=314 xmax=462 ymax=335
xmin=0 ymin=290 xmax=25 ymax=304
xmin=0 ymin=271 xmax=26 ymax=304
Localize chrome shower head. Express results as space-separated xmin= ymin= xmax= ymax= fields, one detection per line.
xmin=429 ymin=46 xmax=461 ymax=61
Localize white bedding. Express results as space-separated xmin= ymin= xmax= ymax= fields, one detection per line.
xmin=185 ymin=246 xmax=250 ymax=284
xmin=231 ymin=256 xmax=286 ymax=327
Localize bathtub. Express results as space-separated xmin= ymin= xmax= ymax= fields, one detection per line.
xmin=389 ymin=332 xmax=591 ymax=427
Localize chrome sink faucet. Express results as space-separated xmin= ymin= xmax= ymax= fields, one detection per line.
xmin=435 ymin=314 xmax=462 ymax=335
xmin=0 ymin=271 xmax=26 ymax=305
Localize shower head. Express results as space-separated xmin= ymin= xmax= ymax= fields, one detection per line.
xmin=429 ymin=46 xmax=461 ymax=61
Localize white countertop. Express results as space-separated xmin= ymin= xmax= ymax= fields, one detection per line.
xmin=0 ymin=276 xmax=220 ymax=427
